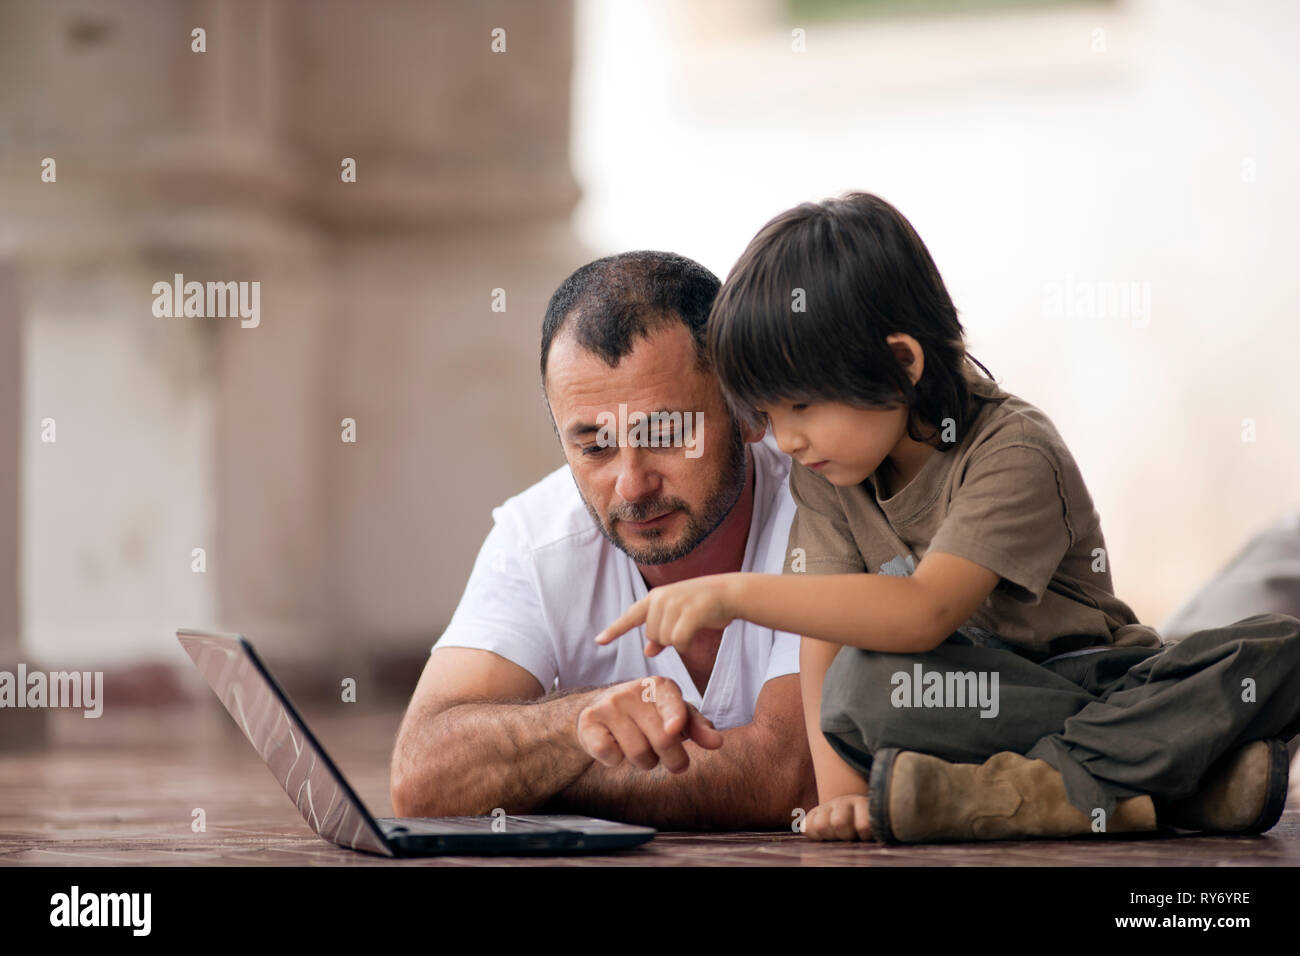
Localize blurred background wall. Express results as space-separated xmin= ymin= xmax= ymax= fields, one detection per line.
xmin=570 ymin=0 xmax=1300 ymax=640
xmin=1 ymin=0 xmax=1297 ymax=721
xmin=0 ymin=0 xmax=583 ymax=716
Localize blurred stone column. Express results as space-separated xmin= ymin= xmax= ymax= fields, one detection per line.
xmin=0 ymin=262 xmax=45 ymax=748
xmin=0 ymin=0 xmax=584 ymax=696
xmin=211 ymin=0 xmax=585 ymax=686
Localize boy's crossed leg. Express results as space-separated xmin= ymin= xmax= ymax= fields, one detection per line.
xmin=818 ymin=612 xmax=1300 ymax=840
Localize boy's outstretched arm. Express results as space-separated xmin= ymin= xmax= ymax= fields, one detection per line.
xmin=733 ymin=551 xmax=1000 ymax=651
xmin=596 ymin=550 xmax=1001 ymax=656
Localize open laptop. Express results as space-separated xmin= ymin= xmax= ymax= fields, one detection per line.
xmin=178 ymin=629 xmax=656 ymax=857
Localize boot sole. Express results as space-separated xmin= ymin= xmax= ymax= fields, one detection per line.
xmin=1244 ymin=738 xmax=1290 ymax=835
xmin=868 ymin=747 xmax=903 ymax=845
xmin=1163 ymin=738 xmax=1292 ymax=834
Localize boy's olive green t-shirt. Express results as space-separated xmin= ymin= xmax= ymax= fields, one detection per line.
xmin=781 ymin=368 xmax=1162 ymax=662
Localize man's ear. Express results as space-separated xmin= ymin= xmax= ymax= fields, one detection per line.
xmin=540 ymin=385 xmax=563 ymax=445
xmin=740 ymin=416 xmax=767 ymax=444
xmin=886 ymin=333 xmax=925 ymax=387
xmin=723 ymin=396 xmax=767 ymax=444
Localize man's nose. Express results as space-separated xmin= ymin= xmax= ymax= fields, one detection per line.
xmin=613 ymin=448 xmax=662 ymax=503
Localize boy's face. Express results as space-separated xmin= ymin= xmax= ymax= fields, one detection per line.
xmin=758 ymin=332 xmax=927 ymax=486
xmin=758 ymin=399 xmax=909 ymax=487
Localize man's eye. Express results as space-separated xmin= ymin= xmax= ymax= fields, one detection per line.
xmin=792 ymin=403 xmax=808 ymax=412
xmin=581 ymin=444 xmax=612 ymax=457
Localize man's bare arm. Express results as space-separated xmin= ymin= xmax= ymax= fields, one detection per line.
xmin=390 ymin=647 xmax=603 ymax=817
xmin=536 ymin=674 xmax=816 ymax=830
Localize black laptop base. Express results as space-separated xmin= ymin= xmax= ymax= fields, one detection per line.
xmin=377 ymin=816 xmax=655 ymax=856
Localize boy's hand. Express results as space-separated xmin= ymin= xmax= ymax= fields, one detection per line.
xmin=595 ymin=573 xmax=742 ymax=657
xmin=802 ymin=793 xmax=874 ymax=841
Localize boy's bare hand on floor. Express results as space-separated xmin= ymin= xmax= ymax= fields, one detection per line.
xmin=803 ymin=793 xmax=874 ymax=841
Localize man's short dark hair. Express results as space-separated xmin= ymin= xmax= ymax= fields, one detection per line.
xmin=540 ymin=251 xmax=721 ymax=383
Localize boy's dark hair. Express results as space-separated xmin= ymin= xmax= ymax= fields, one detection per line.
xmin=707 ymin=192 xmax=995 ymax=451
xmin=540 ymin=251 xmax=721 ymax=383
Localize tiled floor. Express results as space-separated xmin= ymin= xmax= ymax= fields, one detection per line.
xmin=2 ymin=705 xmax=1297 ymax=866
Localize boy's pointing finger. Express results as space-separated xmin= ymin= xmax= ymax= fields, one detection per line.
xmin=594 ymin=597 xmax=649 ymax=645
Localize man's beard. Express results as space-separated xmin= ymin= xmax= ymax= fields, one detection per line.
xmin=578 ymin=418 xmax=749 ymax=566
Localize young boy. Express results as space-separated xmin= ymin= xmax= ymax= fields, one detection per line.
xmin=596 ymin=192 xmax=1300 ymax=843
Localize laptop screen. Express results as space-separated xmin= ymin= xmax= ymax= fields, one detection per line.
xmin=178 ymin=630 xmax=394 ymax=857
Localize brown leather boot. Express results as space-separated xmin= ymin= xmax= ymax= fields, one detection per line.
xmin=1154 ymin=739 xmax=1290 ymax=834
xmin=869 ymin=748 xmax=1159 ymax=844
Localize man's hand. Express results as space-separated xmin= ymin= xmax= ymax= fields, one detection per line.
xmin=802 ymin=793 xmax=874 ymax=841
xmin=594 ymin=573 xmax=742 ymax=657
xmin=575 ymin=675 xmax=723 ymax=773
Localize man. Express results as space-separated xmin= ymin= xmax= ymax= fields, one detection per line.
xmin=1161 ymin=509 xmax=1300 ymax=642
xmin=389 ymin=251 xmax=815 ymax=829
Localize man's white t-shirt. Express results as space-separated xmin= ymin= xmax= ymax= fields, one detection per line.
xmin=433 ymin=435 xmax=800 ymax=730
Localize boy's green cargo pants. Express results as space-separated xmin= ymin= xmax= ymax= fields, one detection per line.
xmin=819 ymin=612 xmax=1300 ymax=819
